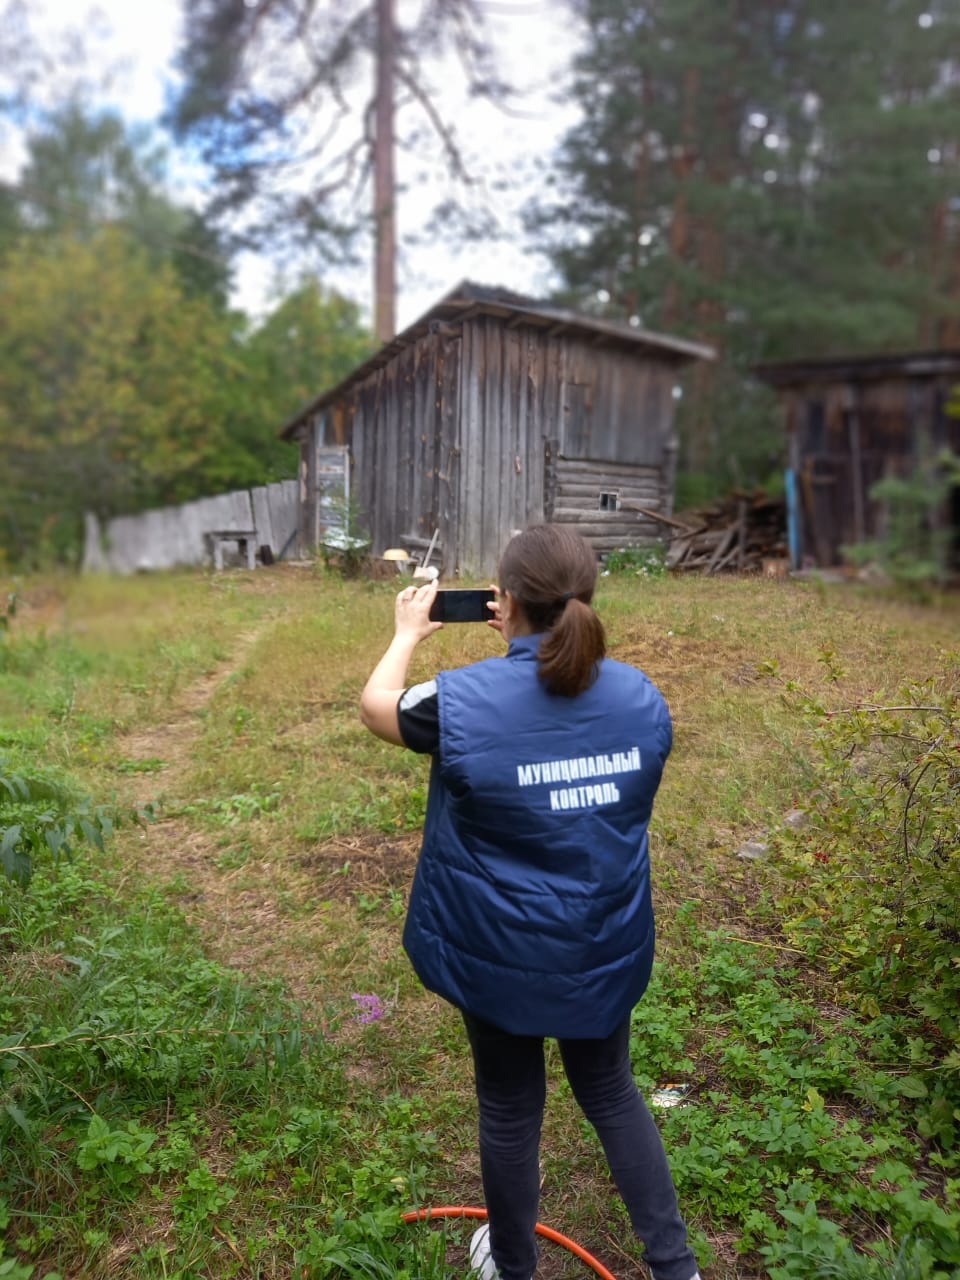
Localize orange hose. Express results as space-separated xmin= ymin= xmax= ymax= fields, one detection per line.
xmin=401 ymin=1206 xmax=619 ymax=1280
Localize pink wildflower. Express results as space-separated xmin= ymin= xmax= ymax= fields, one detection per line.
xmin=351 ymin=993 xmax=386 ymax=1024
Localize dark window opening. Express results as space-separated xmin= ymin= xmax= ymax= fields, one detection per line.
xmin=599 ymin=491 xmax=620 ymax=511
xmin=806 ymin=400 xmax=826 ymax=454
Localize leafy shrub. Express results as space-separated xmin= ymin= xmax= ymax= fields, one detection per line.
xmin=75 ymin=1116 xmax=157 ymax=1194
xmin=1 ymin=851 xmax=338 ymax=1274
xmin=0 ymin=758 xmax=143 ymax=886
xmin=760 ymin=1201 xmax=956 ymax=1279
xmin=638 ymin=928 xmax=960 ymax=1276
xmin=602 ymin=544 xmax=668 ymax=578
xmin=843 ymin=450 xmax=960 ymax=589
xmin=776 ymin=661 xmax=960 ymax=1045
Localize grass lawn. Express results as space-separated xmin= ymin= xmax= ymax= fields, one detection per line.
xmin=1 ymin=563 xmax=958 ymax=1280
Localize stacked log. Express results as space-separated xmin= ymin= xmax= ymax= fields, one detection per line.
xmin=665 ymin=492 xmax=788 ymax=575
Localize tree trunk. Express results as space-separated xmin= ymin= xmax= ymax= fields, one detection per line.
xmin=663 ymin=64 xmax=698 ymax=331
xmin=374 ymin=0 xmax=396 ymax=344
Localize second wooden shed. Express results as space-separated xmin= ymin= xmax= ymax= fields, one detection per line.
xmin=755 ymin=350 xmax=960 ymax=572
xmin=281 ymin=282 xmax=715 ymax=576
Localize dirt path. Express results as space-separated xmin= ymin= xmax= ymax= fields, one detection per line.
xmin=116 ymin=627 xmax=286 ymax=965
xmin=118 ymin=629 xmax=262 ymax=804
xmin=114 ymin=623 xmax=418 ymax=1014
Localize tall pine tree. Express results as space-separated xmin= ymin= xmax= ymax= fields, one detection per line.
xmin=533 ymin=0 xmax=960 ymax=490
xmin=170 ymin=0 xmax=510 ymax=341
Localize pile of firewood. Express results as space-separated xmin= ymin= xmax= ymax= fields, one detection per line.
xmin=665 ymin=491 xmax=788 ymax=575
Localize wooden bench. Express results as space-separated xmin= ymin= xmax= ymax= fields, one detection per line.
xmin=205 ymin=529 xmax=257 ymax=571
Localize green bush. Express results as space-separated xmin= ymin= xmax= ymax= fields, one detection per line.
xmin=1 ymin=850 xmax=344 ymax=1276
xmin=0 ymin=758 xmax=143 ymax=886
xmin=602 ymin=544 xmax=668 ymax=578
xmin=777 ymin=659 xmax=960 ymax=1044
xmin=636 ymin=928 xmax=960 ymax=1276
xmin=844 ymin=450 xmax=960 ymax=589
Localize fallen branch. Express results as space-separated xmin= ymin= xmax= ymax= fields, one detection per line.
xmin=620 ymin=501 xmax=702 ymax=533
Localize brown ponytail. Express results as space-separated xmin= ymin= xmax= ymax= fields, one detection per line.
xmin=498 ymin=525 xmax=606 ymax=697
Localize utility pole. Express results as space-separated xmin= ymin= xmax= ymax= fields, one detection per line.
xmin=374 ymin=0 xmax=396 ymax=344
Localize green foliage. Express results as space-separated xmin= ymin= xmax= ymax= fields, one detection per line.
xmin=535 ymin=0 xmax=960 ymax=487
xmin=181 ymin=785 xmax=282 ymax=827
xmin=0 ymin=104 xmax=373 ymax=569
xmin=844 ymin=451 xmax=960 ymax=589
xmin=0 ymin=593 xmax=16 ymax=634
xmin=173 ymin=1161 xmax=237 ymax=1229
xmin=761 ymin=1203 xmax=953 ymax=1280
xmin=0 ymin=758 xmax=136 ymax=886
xmin=243 ymin=282 xmax=373 ymax=423
xmin=0 ymin=227 xmax=245 ymax=564
xmin=776 ymin=664 xmax=960 ymax=1042
xmin=0 ymin=226 xmax=374 ymax=567
xmin=75 ymin=1116 xmax=157 ymax=1191
xmin=0 ymin=851 xmax=440 ymax=1276
xmin=296 ymin=1210 xmax=451 ymax=1280
xmin=4 ymin=570 xmax=960 ymax=1277
xmin=602 ymin=545 xmax=668 ymax=579
xmin=0 ymin=850 xmax=347 ymax=1274
xmin=17 ymin=104 xmax=176 ymax=254
xmin=228 ymin=281 xmax=372 ymax=487
xmin=675 ymin=470 xmax=728 ymax=512
xmin=635 ymin=930 xmax=960 ymax=1276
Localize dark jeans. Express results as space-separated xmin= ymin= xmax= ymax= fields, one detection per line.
xmin=462 ymin=1012 xmax=698 ymax=1280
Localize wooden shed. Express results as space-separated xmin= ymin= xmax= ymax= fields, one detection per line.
xmin=755 ymin=350 xmax=960 ymax=571
xmin=280 ymin=281 xmax=715 ymax=576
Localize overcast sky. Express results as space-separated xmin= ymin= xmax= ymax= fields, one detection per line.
xmin=3 ymin=0 xmax=584 ymax=329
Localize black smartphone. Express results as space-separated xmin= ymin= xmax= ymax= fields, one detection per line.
xmin=428 ymin=589 xmax=496 ymax=623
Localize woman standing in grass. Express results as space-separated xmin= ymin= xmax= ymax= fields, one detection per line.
xmin=360 ymin=525 xmax=700 ymax=1280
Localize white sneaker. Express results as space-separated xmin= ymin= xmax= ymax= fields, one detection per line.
xmin=469 ymin=1224 xmax=499 ymax=1280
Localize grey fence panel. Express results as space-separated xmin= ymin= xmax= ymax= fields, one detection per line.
xmin=84 ymin=482 xmax=297 ymax=574
xmin=251 ymin=487 xmax=276 ymax=550
xmin=107 ymin=512 xmax=152 ymax=573
xmin=82 ymin=514 xmax=108 ymax=573
xmin=253 ymin=480 xmax=299 ymax=559
xmin=274 ymin=479 xmax=300 ymax=556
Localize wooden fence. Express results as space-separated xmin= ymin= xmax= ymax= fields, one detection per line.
xmin=82 ymin=481 xmax=299 ymax=574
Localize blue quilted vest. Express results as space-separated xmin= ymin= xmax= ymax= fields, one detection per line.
xmin=402 ymin=633 xmax=672 ymax=1038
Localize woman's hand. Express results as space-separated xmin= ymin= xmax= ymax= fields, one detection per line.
xmin=395 ymin=579 xmax=444 ymax=641
xmin=360 ymin=580 xmax=442 ymax=745
xmin=486 ymin=585 xmax=505 ymax=636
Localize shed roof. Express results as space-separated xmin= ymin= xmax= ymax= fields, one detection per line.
xmin=280 ymin=280 xmax=716 ymax=439
xmin=754 ymin=349 xmax=960 ymax=389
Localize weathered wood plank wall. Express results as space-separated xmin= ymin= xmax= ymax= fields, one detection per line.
xmin=345 ymin=335 xmax=463 ymax=570
xmin=301 ymin=314 xmax=684 ymax=577
xmin=563 ymin=346 xmax=674 ymax=467
xmin=456 ymin=318 xmax=677 ymax=572
xmin=457 ymin=317 xmax=553 ymax=575
xmin=438 ymin=335 xmax=462 ymax=565
xmin=549 ymin=458 xmax=666 ymax=551
xmin=782 ymin=372 xmax=960 ymax=566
